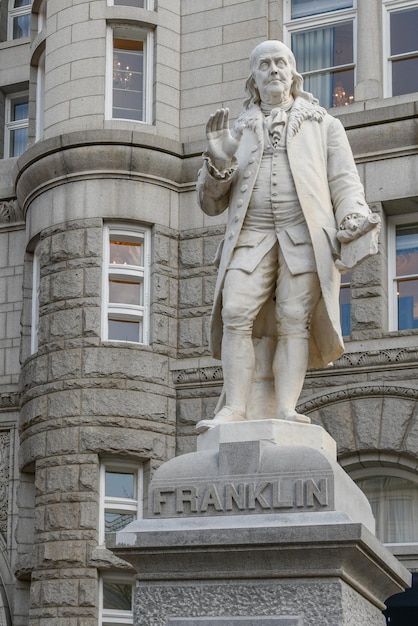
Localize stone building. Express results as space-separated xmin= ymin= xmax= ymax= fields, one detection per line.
xmin=0 ymin=0 xmax=416 ymax=624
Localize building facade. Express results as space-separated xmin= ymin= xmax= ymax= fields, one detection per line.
xmin=0 ymin=0 xmax=416 ymax=623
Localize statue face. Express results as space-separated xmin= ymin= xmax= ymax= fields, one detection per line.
xmin=252 ymin=42 xmax=294 ymax=105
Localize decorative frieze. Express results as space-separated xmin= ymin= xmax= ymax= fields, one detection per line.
xmin=0 ymin=199 xmax=23 ymax=224
xmin=0 ymin=431 xmax=10 ymax=538
xmin=173 ymin=346 xmax=418 ymax=388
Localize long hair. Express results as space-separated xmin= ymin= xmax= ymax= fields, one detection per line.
xmin=243 ymin=41 xmax=318 ymax=109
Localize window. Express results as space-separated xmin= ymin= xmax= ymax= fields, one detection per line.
xmin=8 ymin=0 xmax=31 ymax=40
xmin=107 ymin=26 xmax=153 ymax=123
xmin=388 ymin=216 xmax=418 ymax=331
xmin=35 ymin=51 xmax=45 ymax=141
xmin=102 ymin=225 xmax=150 ymax=344
xmin=355 ymin=474 xmax=418 ymax=544
xmin=384 ymin=1 xmax=418 ymax=97
xmin=99 ymin=573 xmax=134 ymax=625
xmin=4 ymin=92 xmax=29 ymax=158
xmin=339 ymin=270 xmax=352 ymax=336
xmin=99 ymin=461 xmax=143 ymax=544
xmin=31 ymin=245 xmax=40 ymax=354
xmin=109 ymin=0 xmax=148 ymax=6
xmin=285 ymin=0 xmax=356 ymax=108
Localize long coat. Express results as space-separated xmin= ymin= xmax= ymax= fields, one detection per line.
xmin=197 ymin=97 xmax=371 ymax=368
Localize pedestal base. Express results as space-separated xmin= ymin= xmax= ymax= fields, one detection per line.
xmin=111 ymin=512 xmax=410 ymax=626
xmin=109 ymin=421 xmax=411 ymax=625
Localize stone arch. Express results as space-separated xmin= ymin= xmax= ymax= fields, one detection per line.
xmin=297 ymin=384 xmax=418 ymax=459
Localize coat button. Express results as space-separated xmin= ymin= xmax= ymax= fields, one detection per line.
xmin=233 ymin=215 xmax=239 ymax=223
xmin=248 ymin=157 xmax=255 ymax=164
xmin=228 ymin=232 xmax=234 ymax=240
xmin=243 ymin=171 xmax=251 ymax=179
xmin=241 ymin=185 xmax=248 ymax=193
xmin=237 ymin=199 xmax=244 ymax=207
xmin=251 ymin=146 xmax=258 ymax=152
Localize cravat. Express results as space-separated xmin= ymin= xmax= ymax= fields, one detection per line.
xmin=269 ymin=108 xmax=287 ymax=147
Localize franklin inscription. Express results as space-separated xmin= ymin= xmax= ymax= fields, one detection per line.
xmin=152 ymin=477 xmax=328 ymax=516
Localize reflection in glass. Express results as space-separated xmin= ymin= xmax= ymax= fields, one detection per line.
xmin=391 ymin=8 xmax=418 ymax=56
xmin=103 ymin=581 xmax=132 ymax=610
xmin=108 ymin=318 xmax=141 ymax=342
xmin=392 ymin=57 xmax=418 ymax=97
xmin=109 ymin=279 xmax=142 ymax=306
xmin=105 ymin=512 xmax=135 ymax=533
xmin=105 ymin=471 xmax=135 ymax=499
xmin=390 ymin=8 xmax=418 ymax=96
xmin=396 ymin=225 xmax=418 ymax=330
xmin=339 ymin=270 xmax=352 ymax=336
xmin=291 ymin=0 xmax=352 ymax=19
xmin=10 ymin=127 xmax=28 ymax=157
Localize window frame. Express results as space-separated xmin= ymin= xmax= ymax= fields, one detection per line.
xmin=283 ymin=0 xmax=357 ymax=109
xmin=4 ymin=91 xmax=29 ymax=159
xmin=8 ymin=0 xmax=32 ymax=40
xmin=105 ymin=25 xmax=153 ymax=124
xmin=388 ymin=213 xmax=418 ymax=331
xmin=382 ymin=0 xmax=418 ymax=98
xmin=102 ymin=224 xmax=151 ymax=345
xmin=99 ymin=459 xmax=143 ymax=545
xmin=99 ymin=572 xmax=135 ymax=626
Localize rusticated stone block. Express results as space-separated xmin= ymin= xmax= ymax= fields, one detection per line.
xmin=38 ymin=541 xmax=86 ymax=568
xmin=45 ymin=503 xmax=79 ymax=530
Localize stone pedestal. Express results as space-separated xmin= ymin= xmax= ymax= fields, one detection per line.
xmin=109 ymin=421 xmax=411 ymax=626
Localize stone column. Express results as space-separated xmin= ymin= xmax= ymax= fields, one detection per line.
xmin=355 ymin=0 xmax=382 ymax=101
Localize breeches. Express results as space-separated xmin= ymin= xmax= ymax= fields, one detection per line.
xmin=222 ymin=243 xmax=321 ymax=338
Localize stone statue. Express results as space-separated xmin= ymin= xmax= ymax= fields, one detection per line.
xmin=196 ymin=40 xmax=380 ymax=433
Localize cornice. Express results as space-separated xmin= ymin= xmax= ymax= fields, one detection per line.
xmin=173 ymin=346 xmax=418 ymax=389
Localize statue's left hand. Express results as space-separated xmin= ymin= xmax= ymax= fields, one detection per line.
xmin=337 ymin=213 xmax=381 ymax=243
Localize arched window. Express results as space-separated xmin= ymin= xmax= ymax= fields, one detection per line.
xmin=355 ymin=474 xmax=418 ymax=544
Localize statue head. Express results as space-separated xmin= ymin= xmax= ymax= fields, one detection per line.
xmin=244 ymin=40 xmax=316 ymax=108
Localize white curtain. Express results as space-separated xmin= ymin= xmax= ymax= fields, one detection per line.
xmin=292 ymin=27 xmax=333 ymax=107
xmin=356 ymin=476 xmax=418 ymax=543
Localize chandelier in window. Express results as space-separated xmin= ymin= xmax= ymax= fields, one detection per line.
xmin=113 ymin=55 xmax=133 ymax=90
xmin=333 ymin=82 xmax=354 ymax=107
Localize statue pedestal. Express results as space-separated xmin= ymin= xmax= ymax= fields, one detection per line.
xmin=109 ymin=421 xmax=411 ymax=625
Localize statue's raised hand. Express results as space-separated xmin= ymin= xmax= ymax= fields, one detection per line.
xmin=206 ymin=108 xmax=244 ymax=170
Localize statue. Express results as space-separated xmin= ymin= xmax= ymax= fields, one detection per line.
xmin=196 ymin=41 xmax=380 ymax=433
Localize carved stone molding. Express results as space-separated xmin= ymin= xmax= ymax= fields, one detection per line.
xmin=334 ymin=346 xmax=418 ymax=369
xmin=173 ymin=346 xmax=418 ymax=388
xmin=173 ymin=366 xmax=223 ymax=387
xmin=0 ymin=393 xmax=19 ymax=409
xmin=298 ymin=384 xmax=418 ymax=415
xmin=0 ymin=199 xmax=24 ymax=224
xmin=0 ymin=431 xmax=10 ymax=539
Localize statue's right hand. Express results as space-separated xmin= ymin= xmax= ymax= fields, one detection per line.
xmin=206 ymin=108 xmax=243 ymax=169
